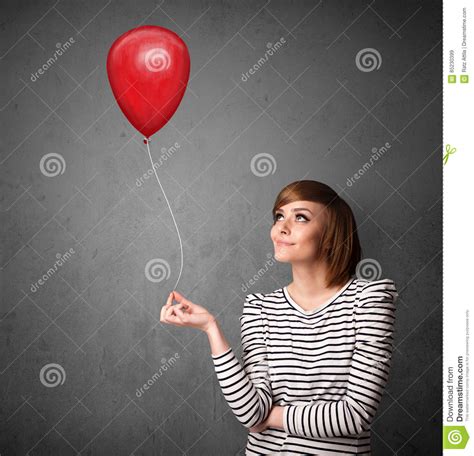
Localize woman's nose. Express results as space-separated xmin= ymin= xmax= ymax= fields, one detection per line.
xmin=280 ymin=221 xmax=290 ymax=234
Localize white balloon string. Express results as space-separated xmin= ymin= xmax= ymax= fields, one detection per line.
xmin=145 ymin=139 xmax=183 ymax=293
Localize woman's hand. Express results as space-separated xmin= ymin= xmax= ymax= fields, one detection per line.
xmin=249 ymin=418 xmax=269 ymax=433
xmin=160 ymin=290 xmax=216 ymax=333
xmin=248 ymin=406 xmax=284 ymax=433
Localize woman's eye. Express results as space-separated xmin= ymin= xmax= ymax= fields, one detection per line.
xmin=274 ymin=213 xmax=307 ymax=222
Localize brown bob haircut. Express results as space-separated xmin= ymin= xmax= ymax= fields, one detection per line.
xmin=272 ymin=180 xmax=362 ymax=288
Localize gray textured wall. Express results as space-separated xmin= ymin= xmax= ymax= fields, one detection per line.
xmin=1 ymin=0 xmax=442 ymax=455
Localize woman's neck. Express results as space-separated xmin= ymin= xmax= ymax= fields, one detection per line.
xmin=288 ymin=261 xmax=348 ymax=301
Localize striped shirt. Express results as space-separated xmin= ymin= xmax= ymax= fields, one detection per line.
xmin=211 ymin=277 xmax=398 ymax=455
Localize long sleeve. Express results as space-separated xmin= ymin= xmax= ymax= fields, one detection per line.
xmin=283 ymin=278 xmax=398 ymax=438
xmin=211 ymin=293 xmax=273 ymax=428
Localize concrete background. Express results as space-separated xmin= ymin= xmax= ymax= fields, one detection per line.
xmin=0 ymin=0 xmax=442 ymax=454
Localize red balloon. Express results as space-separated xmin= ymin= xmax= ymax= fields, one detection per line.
xmin=107 ymin=25 xmax=190 ymax=139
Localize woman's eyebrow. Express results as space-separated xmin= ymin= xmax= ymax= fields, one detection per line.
xmin=276 ymin=208 xmax=313 ymax=214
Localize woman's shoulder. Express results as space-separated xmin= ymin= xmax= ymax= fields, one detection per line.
xmin=355 ymin=277 xmax=399 ymax=302
xmin=242 ymin=292 xmax=265 ymax=307
xmin=243 ymin=288 xmax=283 ymax=308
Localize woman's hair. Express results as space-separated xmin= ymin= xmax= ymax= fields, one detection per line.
xmin=272 ymin=180 xmax=362 ymax=288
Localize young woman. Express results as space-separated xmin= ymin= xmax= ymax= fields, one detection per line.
xmin=160 ymin=180 xmax=398 ymax=455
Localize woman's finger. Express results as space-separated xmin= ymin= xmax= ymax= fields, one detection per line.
xmin=174 ymin=306 xmax=188 ymax=321
xmin=160 ymin=292 xmax=173 ymax=322
xmin=165 ymin=304 xmax=177 ymax=319
xmin=172 ymin=290 xmax=190 ymax=306
xmin=161 ymin=292 xmax=193 ymax=326
xmin=175 ymin=303 xmax=188 ymax=312
xmin=164 ymin=305 xmax=182 ymax=325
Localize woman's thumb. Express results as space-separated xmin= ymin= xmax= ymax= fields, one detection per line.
xmin=173 ymin=290 xmax=189 ymax=304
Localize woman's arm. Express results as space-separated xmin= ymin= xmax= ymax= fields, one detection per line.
xmin=208 ymin=294 xmax=273 ymax=429
xmin=160 ymin=291 xmax=272 ymax=429
xmin=277 ymin=279 xmax=399 ymax=439
xmin=206 ymin=319 xmax=231 ymax=356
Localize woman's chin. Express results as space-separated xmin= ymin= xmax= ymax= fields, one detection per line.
xmin=274 ymin=251 xmax=292 ymax=262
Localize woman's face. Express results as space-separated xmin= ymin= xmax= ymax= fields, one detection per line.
xmin=270 ymin=200 xmax=327 ymax=263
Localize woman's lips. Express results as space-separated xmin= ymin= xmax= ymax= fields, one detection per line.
xmin=276 ymin=241 xmax=294 ymax=246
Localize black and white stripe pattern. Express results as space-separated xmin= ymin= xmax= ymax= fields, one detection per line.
xmin=212 ymin=294 xmax=273 ymax=428
xmin=212 ymin=278 xmax=398 ymax=455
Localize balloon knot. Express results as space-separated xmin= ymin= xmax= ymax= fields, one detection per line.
xmin=143 ymin=138 xmax=148 ymax=144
